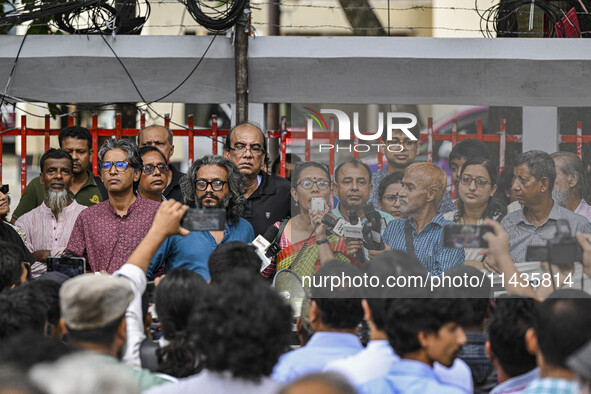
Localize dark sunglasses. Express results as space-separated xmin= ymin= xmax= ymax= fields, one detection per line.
xmin=142 ymin=164 xmax=169 ymax=175
xmin=0 ymin=184 xmax=8 ymax=194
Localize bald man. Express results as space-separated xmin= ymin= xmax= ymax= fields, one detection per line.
xmin=380 ymin=162 xmax=465 ymax=275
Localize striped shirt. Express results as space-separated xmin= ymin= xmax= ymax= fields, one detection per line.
xmin=501 ymin=202 xmax=591 ymax=264
xmin=16 ymin=201 xmax=86 ymax=257
xmin=522 ymin=378 xmax=577 ymax=394
xmin=382 ymin=214 xmax=465 ymax=275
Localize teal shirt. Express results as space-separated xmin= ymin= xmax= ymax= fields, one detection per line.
xmin=329 ymin=204 xmax=394 ymax=258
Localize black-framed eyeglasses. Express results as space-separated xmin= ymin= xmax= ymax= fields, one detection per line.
xmin=297 ymin=179 xmax=331 ymax=190
xmin=0 ymin=184 xmax=8 ymax=194
xmin=196 ymin=179 xmax=228 ymax=191
xmin=142 ymin=164 xmax=169 ymax=175
xmin=460 ymin=175 xmax=490 ymax=188
xmin=100 ymin=161 xmax=130 ymax=172
xmin=229 ymin=143 xmax=265 ymax=157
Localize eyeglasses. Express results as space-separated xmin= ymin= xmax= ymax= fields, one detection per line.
xmin=230 ymin=143 xmax=265 ymax=157
xmin=100 ymin=161 xmax=130 ymax=172
xmin=460 ymin=175 xmax=490 ymax=188
xmin=382 ymin=194 xmax=400 ymax=203
xmin=297 ymin=179 xmax=331 ymax=190
xmin=0 ymin=184 xmax=8 ymax=194
xmin=387 ymin=139 xmax=418 ymax=149
xmin=196 ymin=179 xmax=228 ymax=191
xmin=142 ymin=164 xmax=169 ymax=175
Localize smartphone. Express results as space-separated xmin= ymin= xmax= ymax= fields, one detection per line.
xmin=46 ymin=256 xmax=86 ymax=278
xmin=311 ymin=197 xmax=325 ymax=213
xmin=145 ymin=281 xmax=156 ymax=304
xmin=443 ymin=224 xmax=493 ymax=249
xmin=180 ymin=208 xmax=226 ymax=231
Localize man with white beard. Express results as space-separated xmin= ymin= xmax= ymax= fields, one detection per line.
xmin=551 ymin=151 xmax=591 ymax=223
xmin=16 ymin=149 xmax=86 ymax=276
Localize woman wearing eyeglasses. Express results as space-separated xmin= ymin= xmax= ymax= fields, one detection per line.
xmin=443 ymin=159 xmax=507 ymax=269
xmin=138 ymin=146 xmax=170 ymax=202
xmin=377 ymin=171 xmax=405 ymax=219
xmin=261 ymin=161 xmax=351 ymax=280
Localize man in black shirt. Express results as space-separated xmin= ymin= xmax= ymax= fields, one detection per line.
xmin=224 ymin=122 xmax=291 ymax=236
xmin=137 ymin=125 xmax=185 ymax=203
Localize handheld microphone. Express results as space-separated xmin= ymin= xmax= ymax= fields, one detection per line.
xmin=349 ymin=210 xmax=366 ymax=265
xmin=362 ymin=203 xmax=385 ymax=251
xmin=252 ymin=225 xmax=281 ymax=272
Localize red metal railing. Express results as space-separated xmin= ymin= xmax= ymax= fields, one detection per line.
xmin=1 ymin=113 xmax=590 ymax=197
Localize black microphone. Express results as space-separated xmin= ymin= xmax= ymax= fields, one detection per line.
xmin=348 ymin=209 xmax=366 ymax=265
xmin=362 ymin=203 xmax=385 ymax=251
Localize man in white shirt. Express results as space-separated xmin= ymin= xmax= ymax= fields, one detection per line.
xmin=16 ymin=149 xmax=86 ymax=276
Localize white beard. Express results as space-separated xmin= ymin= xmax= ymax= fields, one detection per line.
xmin=45 ymin=189 xmax=70 ymax=214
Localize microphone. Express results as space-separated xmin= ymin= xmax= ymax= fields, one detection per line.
xmin=362 ymin=203 xmax=385 ymax=251
xmin=348 ymin=209 xmax=366 ymax=265
xmin=252 ymin=225 xmax=281 ymax=272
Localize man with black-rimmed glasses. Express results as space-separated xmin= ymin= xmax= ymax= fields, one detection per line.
xmin=224 ymin=122 xmax=291 ymax=237
xmin=146 ymin=155 xmax=254 ymax=281
xmin=66 ymin=139 xmax=160 ymax=273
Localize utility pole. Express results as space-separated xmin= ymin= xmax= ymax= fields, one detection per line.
xmin=267 ymin=0 xmax=281 ymax=163
xmin=235 ymin=3 xmax=250 ymax=124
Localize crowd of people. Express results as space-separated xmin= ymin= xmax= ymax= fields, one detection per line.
xmin=1 ymin=122 xmax=591 ymax=393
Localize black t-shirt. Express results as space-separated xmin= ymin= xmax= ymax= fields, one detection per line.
xmin=242 ymin=172 xmax=291 ymax=237
xmin=164 ymin=163 xmax=186 ymax=204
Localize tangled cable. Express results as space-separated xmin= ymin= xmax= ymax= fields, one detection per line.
xmin=478 ymin=0 xmax=591 ymax=37
xmin=0 ymin=0 xmax=150 ymax=35
xmin=180 ymin=0 xmax=248 ymax=32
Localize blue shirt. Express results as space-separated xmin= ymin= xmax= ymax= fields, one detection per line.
xmin=522 ymin=378 xmax=578 ymax=394
xmin=490 ymin=368 xmax=538 ymax=394
xmin=272 ymin=332 xmax=363 ymax=383
xmin=147 ymin=218 xmax=255 ymax=281
xmin=359 ymin=359 xmax=466 ymax=394
xmin=382 ymin=214 xmax=465 ymax=275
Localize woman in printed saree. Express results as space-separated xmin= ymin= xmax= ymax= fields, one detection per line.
xmin=260 ymin=161 xmax=352 ymax=280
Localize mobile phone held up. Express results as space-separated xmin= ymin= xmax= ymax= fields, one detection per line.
xmin=180 ymin=208 xmax=226 ymax=232
xmin=443 ymin=224 xmax=494 ymax=249
xmin=46 ymin=256 xmax=86 ymax=278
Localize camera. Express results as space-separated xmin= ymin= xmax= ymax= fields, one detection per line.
xmin=46 ymin=255 xmax=86 ymax=278
xmin=525 ymin=220 xmax=582 ymax=264
xmin=443 ymin=224 xmax=493 ymax=249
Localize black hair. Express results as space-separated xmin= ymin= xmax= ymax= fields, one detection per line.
xmin=208 ymin=241 xmax=262 ymax=283
xmin=487 ymin=296 xmax=538 ymax=378
xmin=155 ymin=268 xmax=208 ymax=378
xmin=0 ymin=330 xmax=73 ymax=371
xmin=378 ymin=171 xmax=404 ymax=201
xmin=448 ymin=139 xmax=492 ymax=165
xmin=225 ymin=122 xmax=270 ymax=169
xmin=0 ymin=241 xmax=26 ymax=292
xmin=139 ymin=145 xmax=168 ymax=164
xmin=334 ymin=159 xmax=372 ymax=184
xmin=310 ymin=260 xmax=364 ymax=330
xmin=0 ymin=285 xmax=47 ymax=340
xmin=513 ymin=150 xmax=557 ymax=192
xmin=0 ymin=365 xmax=42 ymax=394
xmin=58 ymin=126 xmax=92 ymax=150
xmin=385 ymin=295 xmax=464 ymax=357
xmin=180 ymin=155 xmax=246 ymax=224
xmin=444 ymin=265 xmax=491 ymax=327
xmin=534 ymin=289 xmax=591 ymax=368
xmin=39 ymin=148 xmax=74 ymax=174
xmin=291 ymin=161 xmax=332 ymax=189
xmin=364 ymin=251 xmax=427 ymax=330
xmin=66 ymin=315 xmax=125 ymax=348
xmin=494 ymin=161 xmax=515 ymax=206
xmin=98 ymin=138 xmax=143 ymax=171
xmin=455 ymin=159 xmax=507 ymax=223
xmin=25 ymin=279 xmax=61 ymax=336
xmin=189 ymin=273 xmax=292 ymax=381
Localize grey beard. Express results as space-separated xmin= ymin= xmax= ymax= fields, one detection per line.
xmin=552 ymin=186 xmax=569 ymax=207
xmin=196 ymin=194 xmax=231 ymax=210
xmin=45 ymin=189 xmax=70 ymax=214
